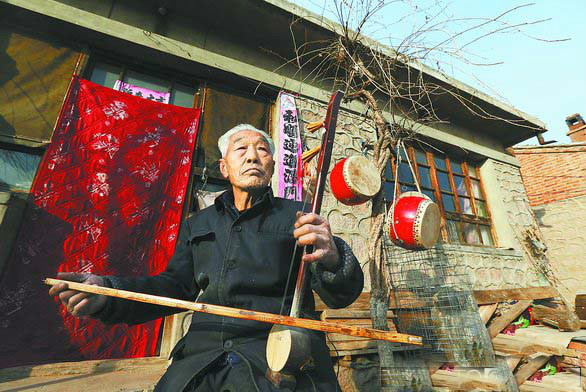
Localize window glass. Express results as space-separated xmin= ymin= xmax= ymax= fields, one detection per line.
xmin=451 ymin=160 xmax=463 ymax=175
xmin=383 ymin=181 xmax=395 ymax=202
xmin=476 ymin=200 xmax=488 ymax=218
xmin=0 ymin=149 xmax=42 ymax=192
xmin=397 ymin=162 xmax=414 ymax=183
xmin=169 ymin=83 xmax=196 ymax=108
xmin=0 ymin=25 xmax=81 ymax=143
xmin=88 ymin=63 xmax=196 ymax=108
xmin=459 ymin=197 xmax=473 ymax=215
xmin=384 ymin=161 xmax=394 ymax=180
xmin=471 ymin=179 xmax=482 ymax=198
xmin=479 ymin=225 xmax=494 ymax=246
xmin=454 ymin=175 xmax=468 ymax=196
xmin=399 ymin=148 xmax=409 ymax=161
xmin=415 ymin=150 xmax=427 ymax=165
xmin=418 ymin=166 xmax=432 ymax=189
xmin=441 ymin=193 xmax=456 ymax=212
xmin=123 ymin=70 xmax=171 ymax=92
xmin=446 ymin=220 xmax=461 ymax=243
xmin=422 ymin=189 xmax=436 ymax=202
xmin=90 ymin=62 xmax=122 ymax=88
xmin=437 ymin=171 xmax=452 ymax=192
xmin=462 ymin=222 xmax=480 ymax=244
xmin=401 ymin=184 xmax=418 ymax=193
xmin=434 ymin=156 xmax=447 ymax=170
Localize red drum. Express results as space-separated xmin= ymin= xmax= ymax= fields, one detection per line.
xmin=330 ymin=156 xmax=381 ymax=205
xmin=388 ymin=192 xmax=441 ymax=250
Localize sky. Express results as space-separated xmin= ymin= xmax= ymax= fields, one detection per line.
xmin=295 ymin=0 xmax=586 ymax=145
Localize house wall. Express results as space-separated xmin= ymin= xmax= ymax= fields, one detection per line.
xmin=0 ymin=0 xmax=553 ymax=303
xmin=514 ymin=145 xmax=586 ymax=206
xmin=533 ymin=195 xmax=586 ymax=301
xmin=4 ymin=0 xmax=520 ymax=167
xmin=290 ymin=98 xmax=549 ymax=293
xmin=293 ymin=96 xmax=377 ymax=290
xmin=513 ymin=145 xmax=586 ymax=301
xmin=0 ymin=0 xmax=558 ymax=383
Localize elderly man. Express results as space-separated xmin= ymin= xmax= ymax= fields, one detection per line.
xmin=50 ymin=124 xmax=364 ymax=391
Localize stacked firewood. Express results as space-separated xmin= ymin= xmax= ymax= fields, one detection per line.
xmin=315 ymin=286 xmax=586 ymax=392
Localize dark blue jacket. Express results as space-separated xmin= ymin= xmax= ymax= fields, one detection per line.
xmin=98 ymin=188 xmax=364 ymax=391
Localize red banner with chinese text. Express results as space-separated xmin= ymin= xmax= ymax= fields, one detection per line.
xmin=0 ymin=77 xmax=200 ymax=367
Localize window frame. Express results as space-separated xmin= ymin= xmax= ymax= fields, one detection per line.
xmin=384 ymin=146 xmax=497 ymax=247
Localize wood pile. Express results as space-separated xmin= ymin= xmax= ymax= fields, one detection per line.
xmin=315 ymin=286 xmax=586 ymax=391
xmin=321 ymin=309 xmax=396 ymax=357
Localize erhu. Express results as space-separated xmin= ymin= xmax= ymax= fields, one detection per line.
xmin=265 ymin=91 xmax=384 ymax=386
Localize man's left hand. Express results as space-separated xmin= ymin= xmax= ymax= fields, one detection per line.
xmin=293 ymin=212 xmax=340 ymax=270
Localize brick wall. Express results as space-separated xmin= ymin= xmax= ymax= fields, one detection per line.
xmin=513 ymin=144 xmax=586 ymax=206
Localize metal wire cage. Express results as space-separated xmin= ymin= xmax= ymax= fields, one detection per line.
xmin=383 ymin=239 xmax=496 ymax=367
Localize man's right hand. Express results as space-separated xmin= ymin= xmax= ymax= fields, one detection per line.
xmin=48 ymin=272 xmax=107 ymax=318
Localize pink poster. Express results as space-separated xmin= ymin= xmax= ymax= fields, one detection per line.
xmin=277 ymin=92 xmax=302 ymax=201
xmin=113 ymin=80 xmax=170 ymax=104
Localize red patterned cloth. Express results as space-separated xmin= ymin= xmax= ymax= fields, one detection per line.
xmin=0 ymin=77 xmax=200 ymax=367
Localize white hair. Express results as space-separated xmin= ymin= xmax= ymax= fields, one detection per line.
xmin=218 ymin=124 xmax=275 ymax=158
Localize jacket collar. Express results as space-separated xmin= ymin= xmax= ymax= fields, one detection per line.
xmin=214 ymin=186 xmax=274 ymax=214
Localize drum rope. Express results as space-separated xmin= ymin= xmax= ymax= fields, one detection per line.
xmin=401 ymin=140 xmax=422 ymax=193
xmin=390 ymin=140 xmax=424 ymax=242
xmin=390 ymin=142 xmax=402 ymax=241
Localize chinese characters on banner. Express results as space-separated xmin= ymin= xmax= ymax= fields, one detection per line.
xmin=113 ymin=80 xmax=171 ymax=104
xmin=278 ymin=92 xmax=302 ymax=201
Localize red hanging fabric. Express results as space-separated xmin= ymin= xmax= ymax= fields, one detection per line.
xmin=0 ymin=77 xmax=201 ymax=367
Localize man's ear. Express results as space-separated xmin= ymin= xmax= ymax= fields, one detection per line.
xmin=219 ymin=158 xmax=229 ymax=179
xmin=267 ymin=156 xmax=275 ymax=178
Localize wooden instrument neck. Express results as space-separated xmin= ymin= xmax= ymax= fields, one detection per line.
xmin=289 ymin=91 xmax=344 ymax=319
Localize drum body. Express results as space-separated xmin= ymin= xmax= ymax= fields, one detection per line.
xmin=330 ymin=156 xmax=381 ymax=205
xmin=388 ymin=192 xmax=441 ymax=250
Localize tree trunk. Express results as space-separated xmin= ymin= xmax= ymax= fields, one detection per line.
xmin=367 ymin=136 xmax=396 ymax=384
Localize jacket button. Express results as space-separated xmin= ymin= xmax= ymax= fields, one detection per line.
xmin=234 ymin=225 xmax=242 ymax=232
xmin=223 ymin=340 xmax=233 ymax=349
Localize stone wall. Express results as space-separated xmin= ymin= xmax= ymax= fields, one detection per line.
xmin=293 ymin=101 xmax=553 ymax=294
xmin=482 ymin=160 xmax=561 ymax=296
xmin=533 ymin=195 xmax=586 ymax=301
xmin=296 ymin=97 xmax=377 ymax=290
xmin=437 ymin=244 xmax=548 ymax=290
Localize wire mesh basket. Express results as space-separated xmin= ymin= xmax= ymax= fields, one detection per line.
xmin=384 ymin=239 xmax=496 ymax=367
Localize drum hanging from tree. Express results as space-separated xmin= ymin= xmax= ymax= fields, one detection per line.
xmin=329 ymin=155 xmax=381 ymax=205
xmin=388 ymin=191 xmax=441 ymax=250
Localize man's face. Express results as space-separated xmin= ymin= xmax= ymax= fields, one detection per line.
xmin=219 ymin=130 xmax=275 ymax=192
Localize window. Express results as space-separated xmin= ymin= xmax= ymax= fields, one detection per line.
xmin=88 ymin=61 xmax=198 ymax=108
xmin=0 ymin=146 xmax=42 ymax=193
xmin=383 ymin=147 xmax=495 ymax=246
xmin=195 ymin=84 xmax=272 ymax=182
xmin=0 ymin=24 xmax=80 ymax=144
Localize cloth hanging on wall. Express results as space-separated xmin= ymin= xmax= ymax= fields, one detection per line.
xmin=0 ymin=77 xmax=200 ymax=367
xmin=277 ymin=92 xmax=302 ymax=201
xmin=113 ymin=80 xmax=171 ymax=104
